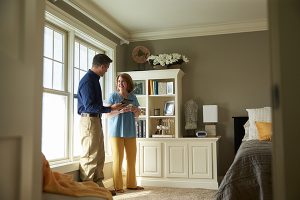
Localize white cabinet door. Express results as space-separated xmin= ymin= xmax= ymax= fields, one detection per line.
xmin=165 ymin=142 xmax=188 ymax=178
xmin=189 ymin=142 xmax=213 ymax=179
xmin=139 ymin=141 xmax=162 ymax=177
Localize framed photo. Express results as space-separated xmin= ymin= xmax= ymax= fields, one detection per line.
xmin=133 ymin=80 xmax=145 ymax=95
xmin=166 ymin=81 xmax=174 ymax=94
xmin=164 ymin=101 xmax=175 ymax=116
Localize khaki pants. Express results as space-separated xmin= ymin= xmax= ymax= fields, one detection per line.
xmin=79 ymin=117 xmax=105 ymax=187
xmin=111 ymin=137 xmax=137 ymax=190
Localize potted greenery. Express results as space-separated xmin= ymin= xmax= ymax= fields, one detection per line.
xmin=147 ymin=53 xmax=189 ymax=69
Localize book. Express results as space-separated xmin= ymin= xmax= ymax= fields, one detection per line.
xmin=158 ymin=82 xmax=167 ymax=95
xmin=149 ymin=80 xmax=153 ymax=95
xmin=135 ymin=121 xmax=139 ymax=137
xmin=142 ymin=120 xmax=146 ymax=137
xmin=153 ymin=80 xmax=158 ymax=95
xmin=138 ymin=120 xmax=142 ymax=138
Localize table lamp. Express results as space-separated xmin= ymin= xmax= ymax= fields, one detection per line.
xmin=203 ymin=105 xmax=218 ymax=136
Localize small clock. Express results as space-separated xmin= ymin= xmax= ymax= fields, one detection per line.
xmin=196 ymin=130 xmax=207 ymax=137
xmin=132 ymin=46 xmax=150 ymax=64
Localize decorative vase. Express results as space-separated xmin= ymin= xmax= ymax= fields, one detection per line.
xmin=153 ymin=65 xmax=167 ymax=70
xmin=168 ymin=64 xmax=181 ymax=69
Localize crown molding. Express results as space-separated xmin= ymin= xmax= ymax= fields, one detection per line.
xmin=61 ymin=0 xmax=268 ymax=43
xmin=64 ymin=0 xmax=130 ymax=44
xmin=129 ymin=19 xmax=269 ymax=42
xmin=46 ymin=1 xmax=117 ymax=49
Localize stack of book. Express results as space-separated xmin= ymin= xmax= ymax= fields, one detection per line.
xmin=136 ymin=120 xmax=146 ymax=138
xmin=148 ymin=80 xmax=173 ymax=95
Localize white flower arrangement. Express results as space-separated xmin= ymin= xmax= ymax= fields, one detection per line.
xmin=147 ymin=53 xmax=189 ymax=67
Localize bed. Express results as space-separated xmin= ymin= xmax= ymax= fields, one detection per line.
xmin=215 ymin=116 xmax=272 ymax=200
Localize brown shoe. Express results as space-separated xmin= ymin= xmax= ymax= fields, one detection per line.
xmin=109 ymin=189 xmax=116 ymax=196
xmin=127 ymin=186 xmax=144 ymax=190
xmin=116 ymin=189 xmax=125 ymax=193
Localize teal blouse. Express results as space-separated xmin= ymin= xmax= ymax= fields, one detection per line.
xmin=108 ymin=92 xmax=139 ymax=138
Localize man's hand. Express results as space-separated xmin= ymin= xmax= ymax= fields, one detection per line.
xmin=119 ymin=105 xmax=140 ymax=117
xmin=111 ymin=103 xmax=124 ymax=111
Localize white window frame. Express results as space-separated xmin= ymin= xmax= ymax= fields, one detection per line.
xmin=45 ymin=2 xmax=117 ymax=173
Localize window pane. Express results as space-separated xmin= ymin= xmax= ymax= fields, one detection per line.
xmin=74 ymin=42 xmax=79 ymax=68
xmin=44 ymin=27 xmax=53 ymax=58
xmin=43 ymin=58 xmax=53 ymax=89
xmin=80 ymin=70 xmax=85 ymax=80
xmin=88 ymin=49 xmax=95 ymax=69
xmin=53 ymin=31 xmax=63 ymax=62
xmin=74 ymin=68 xmax=79 ymax=94
xmin=80 ymin=44 xmax=87 ymax=70
xmin=73 ymin=99 xmax=81 ymax=157
xmin=42 ymin=93 xmax=67 ymax=160
xmin=53 ymin=61 xmax=64 ymax=91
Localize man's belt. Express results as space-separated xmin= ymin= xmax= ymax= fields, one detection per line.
xmin=81 ymin=113 xmax=100 ymax=118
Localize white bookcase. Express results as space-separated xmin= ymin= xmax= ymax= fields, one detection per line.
xmin=121 ymin=69 xmax=184 ymax=138
xmin=118 ymin=69 xmax=220 ymax=189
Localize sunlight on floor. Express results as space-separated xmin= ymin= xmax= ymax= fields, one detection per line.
xmin=114 ymin=190 xmax=152 ymax=199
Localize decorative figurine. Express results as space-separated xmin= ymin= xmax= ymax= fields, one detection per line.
xmin=184 ymin=99 xmax=198 ymax=136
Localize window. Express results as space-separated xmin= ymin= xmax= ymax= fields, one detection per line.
xmin=42 ymin=24 xmax=68 ymax=161
xmin=42 ymin=9 xmax=116 ymax=165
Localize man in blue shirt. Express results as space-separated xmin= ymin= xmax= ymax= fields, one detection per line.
xmin=77 ymin=54 xmax=123 ymax=196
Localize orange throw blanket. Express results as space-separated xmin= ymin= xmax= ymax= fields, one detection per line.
xmin=42 ymin=154 xmax=112 ymax=200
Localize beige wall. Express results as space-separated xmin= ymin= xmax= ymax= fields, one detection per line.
xmin=124 ymin=31 xmax=271 ymax=175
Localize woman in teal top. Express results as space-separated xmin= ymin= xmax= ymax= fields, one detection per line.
xmin=108 ymin=73 xmax=144 ymax=193
xmin=108 ymin=91 xmax=138 ymax=138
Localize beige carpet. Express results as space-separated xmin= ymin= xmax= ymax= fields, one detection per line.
xmin=113 ymin=186 xmax=216 ymax=200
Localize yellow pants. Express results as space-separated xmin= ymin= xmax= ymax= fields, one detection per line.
xmin=111 ymin=137 xmax=137 ymax=190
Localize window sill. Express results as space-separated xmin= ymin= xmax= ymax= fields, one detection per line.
xmin=50 ymin=155 xmax=113 ymax=174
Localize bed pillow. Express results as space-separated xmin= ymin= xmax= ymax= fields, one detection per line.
xmin=242 ymin=120 xmax=250 ymax=141
xmin=246 ymin=107 xmax=272 ymax=140
xmin=255 ymin=122 xmax=272 ymax=141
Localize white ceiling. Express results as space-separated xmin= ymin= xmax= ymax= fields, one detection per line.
xmin=66 ymin=0 xmax=268 ymax=43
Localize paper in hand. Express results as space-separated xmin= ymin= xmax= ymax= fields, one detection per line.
xmin=121 ymin=98 xmax=133 ymax=106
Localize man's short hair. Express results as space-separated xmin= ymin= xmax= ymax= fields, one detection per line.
xmin=92 ymin=54 xmax=113 ymax=66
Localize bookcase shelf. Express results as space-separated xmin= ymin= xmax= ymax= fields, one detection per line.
xmin=119 ymin=69 xmax=184 ymax=138
xmin=149 ymin=116 xmax=176 ymax=118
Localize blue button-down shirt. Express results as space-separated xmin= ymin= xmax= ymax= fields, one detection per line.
xmin=77 ymin=69 xmax=111 ymax=115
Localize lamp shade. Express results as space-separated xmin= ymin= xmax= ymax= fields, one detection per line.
xmin=203 ymin=105 xmax=218 ymax=123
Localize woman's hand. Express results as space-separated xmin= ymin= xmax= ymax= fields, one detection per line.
xmin=119 ymin=105 xmax=140 ymax=116
xmin=111 ymin=103 xmax=124 ymax=111
xmin=119 ymin=106 xmax=131 ymax=113
xmin=131 ymin=106 xmax=141 ymax=117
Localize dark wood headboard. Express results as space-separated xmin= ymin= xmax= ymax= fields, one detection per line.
xmin=232 ymin=116 xmax=248 ymax=153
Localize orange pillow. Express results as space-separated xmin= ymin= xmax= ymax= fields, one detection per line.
xmin=255 ymin=122 xmax=272 ymax=141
